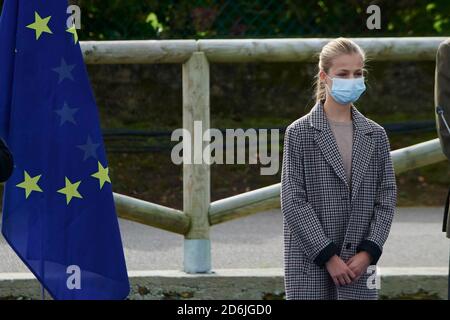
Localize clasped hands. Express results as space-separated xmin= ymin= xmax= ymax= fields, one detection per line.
xmin=325 ymin=252 xmax=373 ymax=287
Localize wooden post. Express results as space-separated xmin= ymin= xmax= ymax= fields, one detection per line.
xmin=182 ymin=52 xmax=211 ymax=273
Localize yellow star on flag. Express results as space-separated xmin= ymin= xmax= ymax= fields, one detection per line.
xmin=57 ymin=177 xmax=83 ymax=204
xmin=91 ymin=162 xmax=111 ymax=189
xmin=26 ymin=12 xmax=53 ymax=40
xmin=66 ymin=24 xmax=78 ymax=44
xmin=16 ymin=171 xmax=43 ymax=199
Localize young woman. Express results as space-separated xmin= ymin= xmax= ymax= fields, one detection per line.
xmin=281 ymin=37 xmax=397 ymax=300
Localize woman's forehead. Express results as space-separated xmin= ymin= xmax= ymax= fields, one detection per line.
xmin=331 ymin=53 xmax=364 ymax=71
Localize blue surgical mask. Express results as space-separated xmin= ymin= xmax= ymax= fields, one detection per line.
xmin=325 ymin=74 xmax=366 ymax=105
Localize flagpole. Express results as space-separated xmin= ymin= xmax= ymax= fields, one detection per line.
xmin=41 ymin=284 xmax=45 ymax=300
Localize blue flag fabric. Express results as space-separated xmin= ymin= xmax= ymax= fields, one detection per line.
xmin=0 ymin=0 xmax=130 ymax=299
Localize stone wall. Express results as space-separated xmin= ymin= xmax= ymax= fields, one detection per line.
xmin=87 ymin=61 xmax=436 ymax=131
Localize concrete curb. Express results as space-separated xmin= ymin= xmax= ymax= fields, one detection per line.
xmin=0 ymin=267 xmax=448 ymax=300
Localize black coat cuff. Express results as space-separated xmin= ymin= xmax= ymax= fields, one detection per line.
xmin=313 ymin=242 xmax=338 ymax=267
xmin=0 ymin=137 xmax=13 ymax=182
xmin=356 ymin=239 xmax=382 ymax=265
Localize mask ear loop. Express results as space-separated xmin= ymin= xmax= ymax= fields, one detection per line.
xmin=323 ymin=73 xmax=333 ymax=95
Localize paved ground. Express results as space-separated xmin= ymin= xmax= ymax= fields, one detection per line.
xmin=0 ymin=207 xmax=449 ymax=273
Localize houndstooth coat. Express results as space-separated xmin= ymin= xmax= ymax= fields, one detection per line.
xmin=281 ymin=101 xmax=397 ymax=300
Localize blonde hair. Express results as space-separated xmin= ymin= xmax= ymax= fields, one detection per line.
xmin=313 ymin=37 xmax=368 ymax=104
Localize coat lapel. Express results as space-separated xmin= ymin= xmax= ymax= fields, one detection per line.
xmin=312 ymin=106 xmax=349 ymax=190
xmin=349 ymin=108 xmax=375 ymax=204
xmin=309 ymin=101 xmax=374 ymax=205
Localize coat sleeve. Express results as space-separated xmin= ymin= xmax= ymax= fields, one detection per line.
xmin=356 ymin=128 xmax=397 ymax=265
xmin=281 ymin=124 xmax=338 ymax=267
xmin=0 ymin=137 xmax=14 ymax=182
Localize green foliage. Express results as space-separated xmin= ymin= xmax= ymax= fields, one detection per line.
xmin=1 ymin=0 xmax=450 ymax=40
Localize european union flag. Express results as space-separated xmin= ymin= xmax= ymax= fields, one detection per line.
xmin=0 ymin=0 xmax=130 ymax=299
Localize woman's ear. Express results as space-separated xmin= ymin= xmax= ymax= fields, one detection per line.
xmin=319 ymin=70 xmax=325 ymax=81
xmin=319 ymin=70 xmax=328 ymax=83
xmin=319 ymin=70 xmax=330 ymax=88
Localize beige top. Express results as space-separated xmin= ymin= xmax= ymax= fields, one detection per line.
xmin=328 ymin=118 xmax=354 ymax=187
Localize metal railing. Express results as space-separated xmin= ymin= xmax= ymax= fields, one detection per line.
xmin=80 ymin=37 xmax=448 ymax=273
